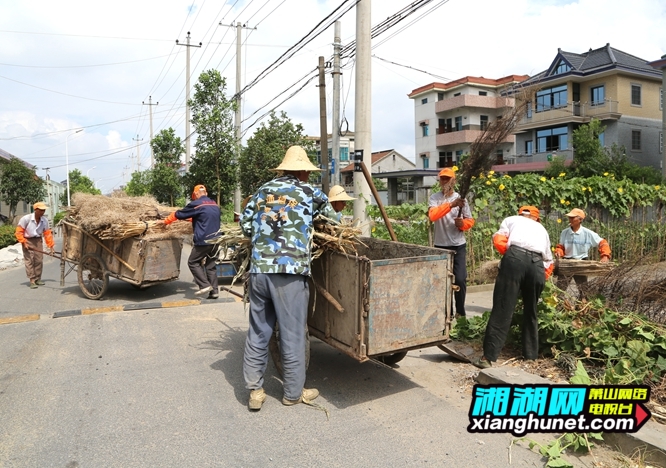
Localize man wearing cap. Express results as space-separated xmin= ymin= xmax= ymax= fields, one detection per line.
xmin=164 ymin=185 xmax=221 ymax=298
xmin=554 ymin=208 xmax=611 ymax=290
xmin=240 ymin=145 xmax=339 ymax=411
xmin=473 ymin=206 xmax=554 ymax=369
xmin=328 ymin=184 xmax=355 ymax=213
xmin=15 ymin=202 xmax=55 ymax=289
xmin=428 ymin=167 xmax=475 ymax=318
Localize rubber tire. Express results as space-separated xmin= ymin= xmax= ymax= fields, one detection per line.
xmin=77 ymin=253 xmax=108 ymax=300
xmin=269 ymin=324 xmax=311 ymax=379
xmin=375 ymin=351 xmax=408 ymax=366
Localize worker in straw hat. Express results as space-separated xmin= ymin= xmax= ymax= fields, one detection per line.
xmin=327 ymin=184 xmax=355 ymax=213
xmin=554 ymin=208 xmax=611 ymax=291
xmin=240 ymin=145 xmax=339 ymax=411
xmin=473 ymin=205 xmax=554 ymax=369
xmin=163 ymin=184 xmax=221 ymax=299
xmin=15 ymin=202 xmax=55 ymax=289
xmin=428 ymin=167 xmax=475 ymax=319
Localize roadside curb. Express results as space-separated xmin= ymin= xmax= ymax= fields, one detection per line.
xmin=52 ymin=297 xmax=234 ymax=319
xmin=0 ymin=314 xmax=40 ymax=326
xmin=476 ymin=367 xmax=666 ymax=465
xmin=467 ymin=283 xmax=495 ymax=293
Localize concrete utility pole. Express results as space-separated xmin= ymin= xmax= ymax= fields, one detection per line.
xmin=142 ymin=96 xmax=159 ymax=168
xmin=133 ymin=135 xmax=143 ymax=172
xmin=318 ymin=56 xmax=329 ymax=194
xmin=354 ymin=0 xmax=372 ymax=235
xmin=176 ymin=32 xmax=201 ymax=171
xmin=332 ymin=21 xmax=342 ymax=187
xmin=220 ymin=21 xmax=255 ymax=213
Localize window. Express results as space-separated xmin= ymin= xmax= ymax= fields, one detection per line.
xmin=631 ymin=84 xmax=641 ymax=106
xmin=536 ymin=85 xmax=568 ymax=112
xmin=421 ymin=98 xmax=428 ymax=104
xmin=632 ymin=130 xmax=641 ymax=150
xmin=525 ymin=140 xmax=533 ymax=155
xmin=422 ymin=124 xmax=429 ymax=137
xmin=598 ymin=132 xmax=605 ymax=147
xmin=526 ymin=102 xmax=533 ymax=119
xmin=340 ymin=147 xmax=349 ymax=161
xmin=591 ymin=85 xmax=605 ymax=106
xmin=554 ymin=59 xmax=571 ymax=75
xmin=439 ymin=151 xmax=453 ymax=167
xmin=455 ymin=150 xmax=463 ymax=161
xmin=536 ymin=126 xmax=568 ymax=153
xmin=479 ymin=91 xmax=487 ymax=96
xmin=454 ymin=116 xmax=462 ymax=131
xmin=660 ymin=132 xmax=663 ymax=154
xmin=480 ymin=115 xmax=489 ymax=131
xmin=453 ymin=92 xmax=461 ymax=97
xmin=437 ymin=92 xmax=444 ymax=101
xmin=421 ymin=154 xmax=429 ymax=168
xmin=661 ymin=88 xmax=663 ymax=110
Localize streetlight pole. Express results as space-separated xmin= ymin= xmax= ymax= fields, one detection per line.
xmin=86 ymin=166 xmax=96 ymax=178
xmin=66 ymin=129 xmax=83 ymax=207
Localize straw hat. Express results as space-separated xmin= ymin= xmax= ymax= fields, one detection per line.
xmin=271 ymin=146 xmax=321 ymax=172
xmin=328 ymin=185 xmax=355 ymax=202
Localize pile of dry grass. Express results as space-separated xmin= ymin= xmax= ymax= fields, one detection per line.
xmin=474 ymin=259 xmax=500 ymax=283
xmin=63 ymin=193 xmax=192 ymax=240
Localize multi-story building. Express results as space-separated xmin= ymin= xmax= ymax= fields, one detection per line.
xmin=505 ymin=44 xmax=663 ymax=173
xmin=308 ymin=131 xmax=355 ymax=186
xmin=408 ymin=75 xmax=528 ymax=173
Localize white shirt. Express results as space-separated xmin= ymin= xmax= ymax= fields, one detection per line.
xmin=494 ymin=215 xmax=553 ymax=270
xmin=429 ymin=191 xmax=472 ymax=247
xmin=558 ymin=226 xmax=603 ymax=259
xmin=18 ymin=213 xmax=50 ymax=238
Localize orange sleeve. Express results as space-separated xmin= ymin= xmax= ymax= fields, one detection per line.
xmin=555 ymin=244 xmax=565 ymax=258
xmin=43 ymin=229 xmax=55 ymax=249
xmin=428 ymin=203 xmax=451 ymax=222
xmin=545 ymin=263 xmax=554 ymax=280
xmin=164 ymin=212 xmax=178 ymax=225
xmin=493 ymin=234 xmax=508 ymax=255
xmin=599 ymin=239 xmax=611 ymax=259
xmin=459 ymin=217 xmax=475 ymax=231
xmin=15 ymin=226 xmax=26 ymax=244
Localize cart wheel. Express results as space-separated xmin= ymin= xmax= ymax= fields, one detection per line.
xmin=77 ymin=253 xmax=108 ymax=300
xmin=375 ymin=351 xmax=408 ymax=366
xmin=269 ymin=324 xmax=311 ymax=379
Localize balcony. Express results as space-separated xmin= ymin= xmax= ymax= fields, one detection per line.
xmin=493 ymin=149 xmax=574 ymax=173
xmin=435 ymin=94 xmax=514 ymax=113
xmin=516 ymin=99 xmax=620 ymax=132
xmin=436 ymin=129 xmax=514 ymax=147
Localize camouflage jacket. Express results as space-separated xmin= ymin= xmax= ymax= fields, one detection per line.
xmin=240 ymin=175 xmax=339 ymax=275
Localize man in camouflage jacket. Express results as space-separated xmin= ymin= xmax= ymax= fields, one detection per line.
xmin=240 ymin=145 xmax=339 ymax=411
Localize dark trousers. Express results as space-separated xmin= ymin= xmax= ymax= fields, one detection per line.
xmin=188 ymin=244 xmax=218 ymax=291
xmin=436 ymin=244 xmax=467 ymax=316
xmin=483 ymin=246 xmax=545 ymax=361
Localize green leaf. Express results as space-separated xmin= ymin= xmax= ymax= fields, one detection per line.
xmin=602 ymin=346 xmax=619 ymax=357
xmin=618 ymin=317 xmax=633 ymax=325
xmin=547 ymin=457 xmax=574 ymax=468
xmin=570 ymin=361 xmax=591 ymax=385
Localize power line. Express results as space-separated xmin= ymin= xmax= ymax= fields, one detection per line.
xmin=372 ymin=54 xmax=451 ymax=81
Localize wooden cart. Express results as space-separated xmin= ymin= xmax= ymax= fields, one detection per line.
xmin=59 ymin=221 xmax=183 ymax=300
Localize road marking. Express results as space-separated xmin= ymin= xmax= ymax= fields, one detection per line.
xmin=161 ymin=299 xmax=201 ymax=308
xmin=0 ymin=314 xmax=40 ymax=325
xmin=82 ymin=306 xmax=125 ymax=315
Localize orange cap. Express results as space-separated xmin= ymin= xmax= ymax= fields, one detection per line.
xmin=518 ymin=205 xmax=540 ymax=221
xmin=33 ymin=202 xmax=47 ymax=210
xmin=438 ymin=168 xmax=455 ymax=178
xmin=565 ymin=208 xmax=585 ymax=219
xmin=192 ymin=184 xmax=206 ymax=200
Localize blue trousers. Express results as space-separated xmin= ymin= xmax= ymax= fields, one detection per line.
xmin=243 ymin=273 xmax=309 ymax=400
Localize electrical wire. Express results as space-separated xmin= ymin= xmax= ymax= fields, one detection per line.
xmin=372 ymin=54 xmax=451 ymax=81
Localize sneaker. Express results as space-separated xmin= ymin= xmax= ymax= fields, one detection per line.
xmin=207 ymin=293 xmax=219 ymax=299
xmin=194 ymin=285 xmax=213 ymax=296
xmin=29 ymin=283 xmax=38 ymax=289
xmin=472 ymin=357 xmax=492 ymax=369
xmin=282 ymin=388 xmax=319 ymax=406
xmin=248 ymin=388 xmax=266 ymax=411
xmin=35 ymin=280 xmax=45 ymax=286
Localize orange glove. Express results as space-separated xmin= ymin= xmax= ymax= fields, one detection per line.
xmin=555 ymin=244 xmax=565 ymax=258
xmin=164 ymin=212 xmax=178 ymax=225
xmin=428 ymin=203 xmax=452 ymax=222
xmin=493 ymin=234 xmax=508 ymax=255
xmin=458 ymin=218 xmax=475 ymax=231
xmin=599 ymin=239 xmax=611 ymax=260
xmin=545 ymin=263 xmax=554 ymax=280
xmin=15 ymin=226 xmax=26 ymax=244
xmin=43 ymin=229 xmax=55 ymax=249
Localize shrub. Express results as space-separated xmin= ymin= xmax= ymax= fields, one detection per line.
xmin=0 ymin=224 xmax=18 ymax=250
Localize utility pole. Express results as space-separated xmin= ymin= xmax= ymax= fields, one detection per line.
xmin=354 ymin=0 xmax=372 ymax=235
xmin=142 ymin=96 xmax=159 ymax=168
xmin=133 ymin=135 xmax=143 ymax=172
xmin=220 ymin=21 xmax=256 ymax=213
xmin=318 ymin=56 xmax=329 ymax=194
xmin=176 ymin=32 xmax=201 ymax=171
xmin=332 ymin=21 xmax=342 ymax=186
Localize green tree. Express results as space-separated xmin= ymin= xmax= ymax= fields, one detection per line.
xmin=125 ymin=171 xmax=150 ymax=196
xmin=0 ymin=157 xmax=46 ymax=218
xmin=149 ymin=164 xmax=183 ymax=206
xmin=571 ymin=119 xmax=607 ymax=177
xmin=183 ymin=69 xmax=237 ymax=205
xmin=543 ymin=155 xmax=569 ymax=179
xmin=60 ymin=169 xmax=100 ymax=206
xmin=239 ymin=110 xmax=316 ymax=197
xmin=151 ymin=127 xmax=184 ymax=167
